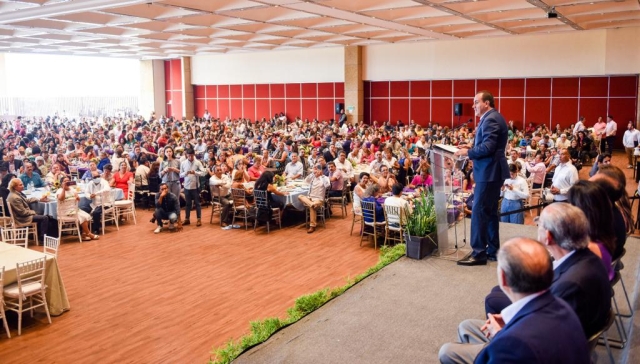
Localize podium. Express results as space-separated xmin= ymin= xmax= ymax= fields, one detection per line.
xmin=430 ymin=144 xmax=469 ymax=260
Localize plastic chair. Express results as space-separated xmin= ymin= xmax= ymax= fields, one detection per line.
xmin=590 ymin=309 xmax=616 ymax=364
xmin=114 ymin=189 xmax=137 ymax=225
xmin=0 ymin=267 xmax=11 ymax=338
xmin=1 ymin=227 xmax=29 ymax=248
xmin=3 ymin=257 xmax=52 ymax=335
xmin=100 ymin=190 xmax=119 ymax=235
xmin=56 ymin=198 xmax=83 ymax=243
xmin=43 ymin=235 xmax=60 ymax=258
xmin=253 ymin=189 xmax=281 ymax=233
xmin=360 ymin=200 xmax=385 ymax=249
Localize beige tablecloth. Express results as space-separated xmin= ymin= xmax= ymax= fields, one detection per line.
xmin=0 ymin=242 xmax=70 ymax=316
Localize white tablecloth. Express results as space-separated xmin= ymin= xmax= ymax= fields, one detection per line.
xmin=0 ymin=242 xmax=70 ymax=316
xmin=271 ymin=184 xmax=308 ymax=211
xmin=26 ymin=187 xmax=125 ymax=219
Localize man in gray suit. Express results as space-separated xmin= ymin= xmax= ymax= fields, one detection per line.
xmin=7 ymin=178 xmax=49 ymax=243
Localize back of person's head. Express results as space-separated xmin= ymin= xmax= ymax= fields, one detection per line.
xmin=391 ymin=183 xmax=403 ymax=196
xmin=233 ymin=171 xmax=244 ymax=182
xmin=255 ymin=171 xmax=274 ymax=190
xmin=365 ymin=184 xmax=380 ymax=197
xmin=539 ymin=204 xmax=589 ymax=251
xmin=593 ymin=165 xmax=625 ymax=202
xmin=498 ymin=237 xmax=553 ymax=295
xmin=567 ymin=180 xmax=616 ymax=254
xmin=508 ymin=163 xmax=518 ymax=174
xmin=1 ymin=173 xmax=16 ymax=189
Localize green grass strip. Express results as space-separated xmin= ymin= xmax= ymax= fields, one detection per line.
xmin=209 ymin=243 xmax=406 ymax=364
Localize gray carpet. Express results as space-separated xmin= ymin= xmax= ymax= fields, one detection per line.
xmin=235 ymin=222 xmax=640 ymax=364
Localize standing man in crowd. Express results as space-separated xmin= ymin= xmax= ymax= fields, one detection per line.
xmin=455 ymin=91 xmax=509 ymax=266
xmin=180 ymin=148 xmax=205 ymax=226
xmin=550 ymin=148 xmax=578 ymax=202
xmin=622 ymin=121 xmax=638 ymax=169
xmin=605 ymin=115 xmax=617 ymax=155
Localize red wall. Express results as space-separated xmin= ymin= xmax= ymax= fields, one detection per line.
xmin=193 ymin=82 xmax=344 ymax=121
xmin=164 ymin=59 xmax=183 ymax=118
xmin=364 ymin=76 xmax=638 ymax=132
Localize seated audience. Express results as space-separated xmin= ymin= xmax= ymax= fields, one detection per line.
xmin=83 ymin=172 xmax=112 ymax=235
xmin=57 ymin=176 xmax=98 ymax=240
xmin=440 ymin=237 xmax=590 ymax=364
xmin=484 ymin=203 xmax=611 ymax=339
xmin=19 ymin=160 xmax=45 ymax=188
xmin=7 ymin=177 xmax=49 ymax=242
xmin=361 ymin=184 xmax=385 ymax=223
xmin=299 ymin=164 xmax=330 ymax=234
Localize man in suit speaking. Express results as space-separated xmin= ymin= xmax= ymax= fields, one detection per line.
xmin=455 ymin=91 xmax=509 ymax=266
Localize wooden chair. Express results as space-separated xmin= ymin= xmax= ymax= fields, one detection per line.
xmin=253 ymin=189 xmax=281 ymax=233
xmin=6 ymin=202 xmax=38 ymax=246
xmin=1 ymin=227 xmax=29 ymax=248
xmin=43 ymin=235 xmax=60 ymax=258
xmin=56 ymin=198 xmax=83 ymax=243
xmin=327 ymin=183 xmax=349 ymax=218
xmin=0 ymin=267 xmax=11 ymax=338
xmin=360 ymin=200 xmax=385 ymax=249
xmin=230 ymin=188 xmax=250 ymax=230
xmin=3 ymin=257 xmax=52 ymax=335
xmin=209 ymin=186 xmax=223 ymax=225
xmin=383 ymin=205 xmax=406 ymax=246
xmin=100 ymin=190 xmax=119 ymax=235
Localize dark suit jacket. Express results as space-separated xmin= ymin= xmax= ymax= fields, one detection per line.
xmin=485 ymin=248 xmax=611 ymax=338
xmin=475 ymin=291 xmax=589 ymax=364
xmin=551 ymin=248 xmax=611 ymax=338
xmin=467 ymin=109 xmax=509 ymax=183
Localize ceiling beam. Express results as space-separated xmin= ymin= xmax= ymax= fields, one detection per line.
xmin=525 ymin=0 xmax=584 ymax=30
xmin=0 ymin=0 xmax=153 ymax=24
xmin=412 ymin=0 xmax=518 ymax=35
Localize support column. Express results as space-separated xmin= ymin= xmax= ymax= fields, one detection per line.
xmin=344 ymin=46 xmax=363 ymax=126
xmin=139 ymin=59 xmax=165 ymax=120
xmin=181 ymin=56 xmax=194 ymax=120
xmin=637 ymin=76 xmax=640 ymax=128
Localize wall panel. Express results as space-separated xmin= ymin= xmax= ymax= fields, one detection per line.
xmin=243 ymin=98 xmax=255 ymax=120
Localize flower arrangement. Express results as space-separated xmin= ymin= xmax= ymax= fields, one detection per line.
xmin=273 ymin=174 xmax=286 ymax=187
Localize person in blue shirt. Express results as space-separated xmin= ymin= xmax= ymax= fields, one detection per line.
xmin=19 ymin=160 xmax=45 ymax=188
xmin=362 ymin=183 xmax=385 ymax=223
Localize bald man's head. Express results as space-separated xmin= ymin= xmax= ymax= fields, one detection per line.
xmin=498 ymin=237 xmax=553 ymax=295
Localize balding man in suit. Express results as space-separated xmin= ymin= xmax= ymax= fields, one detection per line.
xmin=484 ymin=203 xmax=611 ymax=339
xmin=439 ymin=237 xmax=589 ymax=364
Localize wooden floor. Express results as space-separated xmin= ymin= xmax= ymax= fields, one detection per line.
xmin=0 ymin=151 xmax=636 ymax=363
xmin=0 ymin=204 xmax=379 ymax=363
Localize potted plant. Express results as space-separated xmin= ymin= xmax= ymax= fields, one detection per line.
xmin=404 ymin=192 xmax=438 ymax=259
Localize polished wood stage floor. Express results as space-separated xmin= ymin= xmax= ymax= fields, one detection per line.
xmin=0 ymin=205 xmax=379 ymax=363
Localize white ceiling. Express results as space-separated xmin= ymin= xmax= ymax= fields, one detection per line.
xmin=0 ymin=0 xmax=638 ymax=59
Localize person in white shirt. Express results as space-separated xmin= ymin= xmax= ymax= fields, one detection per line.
xmin=384 ymin=183 xmax=413 ymax=226
xmin=573 ymin=116 xmax=585 ymax=136
xmin=555 ymin=134 xmax=571 ymax=150
xmin=369 ymin=151 xmax=385 ymax=175
xmin=299 ymin=164 xmax=330 ymax=234
xmin=500 ymin=164 xmax=529 ymax=224
xmin=135 ymin=158 xmax=150 ymax=191
xmin=622 ymin=121 xmax=639 ymax=168
xmin=82 ymin=172 xmax=111 ymax=235
xmin=209 ymin=165 xmax=234 ymax=228
xmin=507 ymin=150 xmax=526 ymax=179
xmin=180 ymin=149 xmax=206 ymax=226
xmin=550 ymin=148 xmax=579 ymax=202
xmin=283 ymin=152 xmax=304 ymax=180
xmin=334 ymin=151 xmax=355 ymax=183
xmin=605 ymin=115 xmax=617 ymax=155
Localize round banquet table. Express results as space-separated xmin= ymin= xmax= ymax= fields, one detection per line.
xmin=26 ymin=186 xmax=125 ymax=220
xmin=270 ymin=181 xmax=309 ymax=211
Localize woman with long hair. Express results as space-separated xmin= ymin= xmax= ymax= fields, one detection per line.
xmin=254 ymin=171 xmax=287 ymax=211
xmin=160 ymin=146 xmax=181 ymax=198
xmin=567 ymin=180 xmax=616 ymax=280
